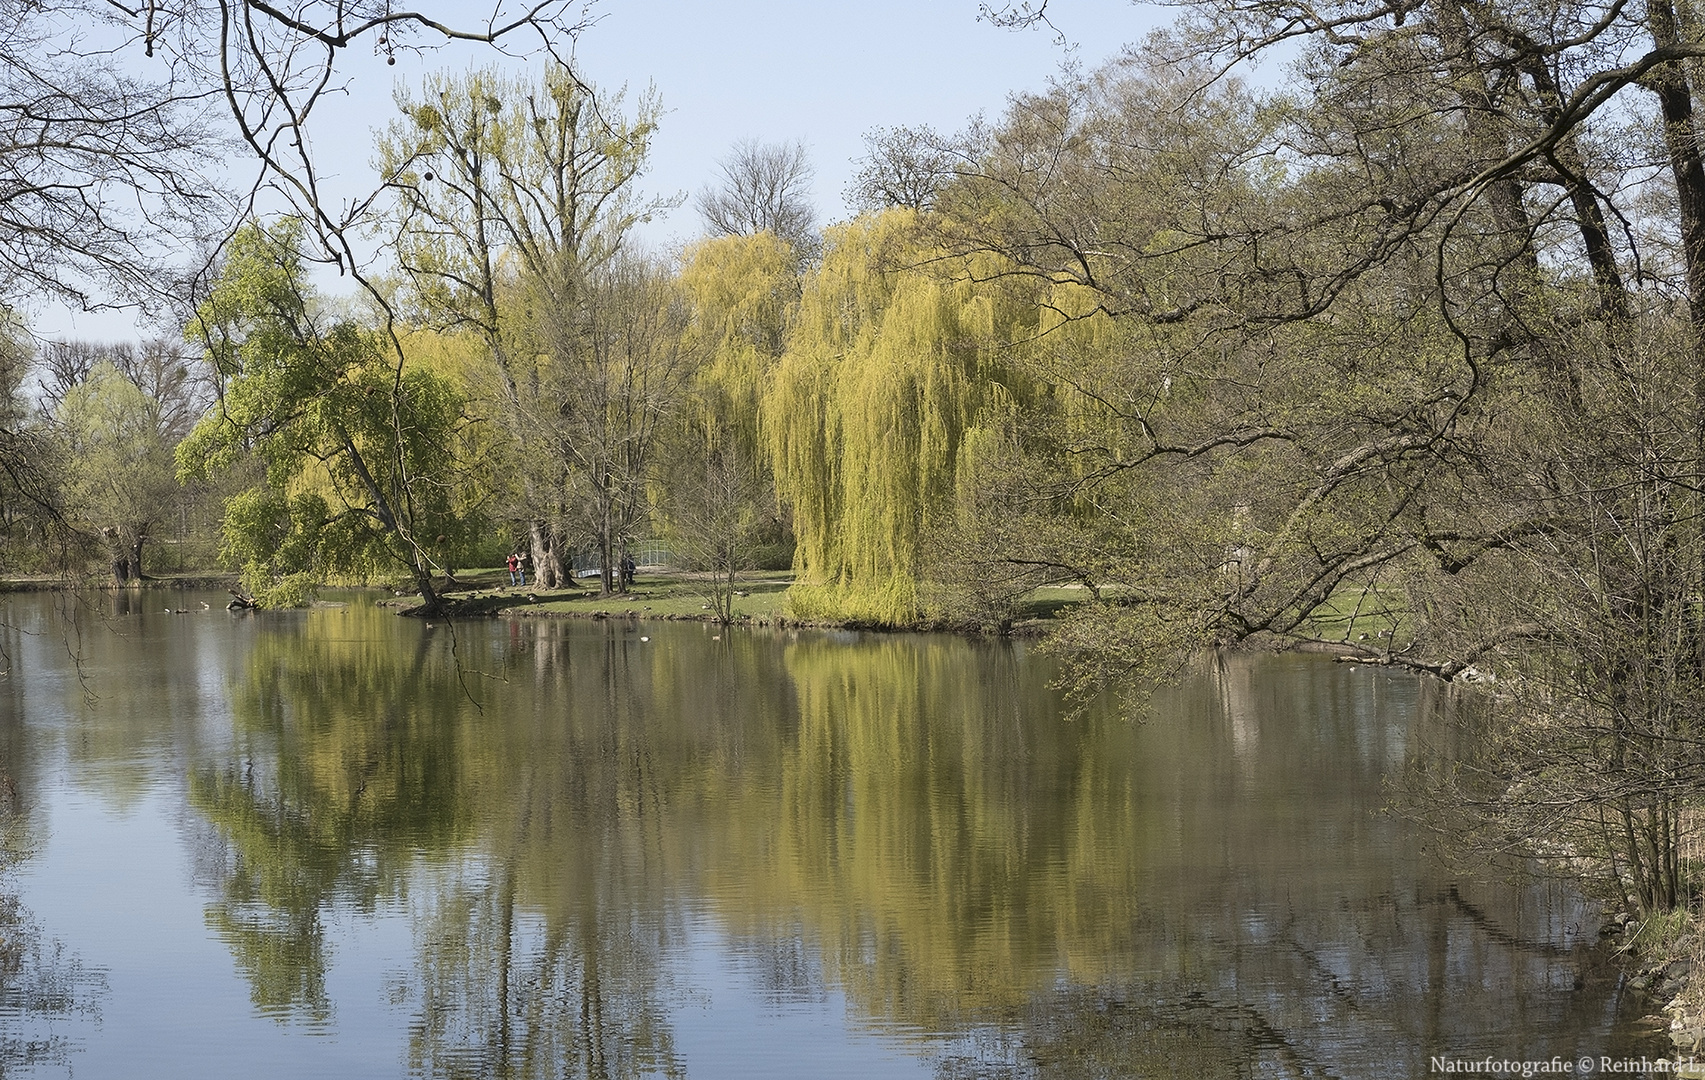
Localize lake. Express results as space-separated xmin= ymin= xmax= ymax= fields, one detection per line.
xmin=0 ymin=590 xmax=1674 ymax=1077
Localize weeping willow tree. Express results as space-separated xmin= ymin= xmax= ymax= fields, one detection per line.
xmin=764 ymin=210 xmax=1034 ymax=625
xmin=657 ymin=232 xmax=800 ymax=619
xmin=678 ymin=232 xmax=797 ymax=458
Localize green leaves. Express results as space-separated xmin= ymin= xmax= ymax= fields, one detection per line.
xmin=55 ymin=360 xmax=181 ymax=581
xmin=182 ymin=220 xmax=473 ymax=607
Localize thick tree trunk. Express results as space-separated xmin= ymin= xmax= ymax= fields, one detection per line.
xmin=594 ymin=473 xmax=618 ymax=596
xmin=395 ymin=544 xmax=442 ymax=615
xmin=598 ymin=528 xmax=615 ymax=596
xmin=1646 ymin=0 xmax=1705 ymax=688
xmin=1430 ymin=0 xmax=1535 ymax=266
xmin=103 ymin=526 xmax=145 ymax=585
xmin=714 ymin=549 xmax=735 ymax=624
xmin=528 ymin=519 xmax=570 ymax=589
xmin=1512 ymin=55 xmax=1629 ymax=319
xmin=1649 ymin=0 xmax=1705 ymax=338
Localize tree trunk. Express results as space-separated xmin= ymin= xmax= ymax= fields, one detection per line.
xmin=528 ymin=519 xmax=570 ymax=589
xmin=598 ymin=528 xmax=615 ymax=596
xmin=1649 ymin=0 xmax=1705 ymax=338
xmin=339 ymin=431 xmax=442 ymax=616
xmin=1512 ymin=53 xmax=1629 ymax=320
xmin=715 ymin=549 xmax=735 ymax=624
xmin=1430 ymin=0 xmax=1535 ymax=266
xmin=405 ymin=558 xmax=441 ymax=614
xmin=103 ymin=526 xmax=144 ymax=585
xmin=1646 ymin=0 xmax=1705 ymax=684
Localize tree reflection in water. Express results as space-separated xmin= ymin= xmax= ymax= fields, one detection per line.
xmin=401 ymin=862 xmax=684 ymax=1080
xmin=194 ymin=606 xmax=687 ymax=1077
xmin=0 ymin=620 xmax=104 ymax=1069
xmin=0 ymin=884 xmax=106 ymax=1072
xmin=181 ymin=604 xmax=1659 ymax=1076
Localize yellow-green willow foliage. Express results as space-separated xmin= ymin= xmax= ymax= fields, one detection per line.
xmin=691 ymin=634 xmax=1152 ymax=1024
xmin=397 ymin=327 xmax=509 ymax=530
xmin=764 ymin=210 xmax=1030 ymax=624
xmin=678 ymin=231 xmax=797 ymax=451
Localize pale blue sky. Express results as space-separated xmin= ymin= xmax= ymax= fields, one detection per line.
xmin=568 ymin=0 xmax=1165 ymax=242
xmin=39 ymin=0 xmax=1166 ymax=340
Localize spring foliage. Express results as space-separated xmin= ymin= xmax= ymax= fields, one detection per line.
xmin=177 ymin=220 xmax=475 ymax=605
xmin=764 ymin=211 xmax=1027 ymax=624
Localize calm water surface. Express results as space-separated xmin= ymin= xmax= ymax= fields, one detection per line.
xmin=0 ymin=591 xmax=1674 ymax=1077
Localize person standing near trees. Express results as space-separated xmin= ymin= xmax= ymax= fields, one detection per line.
xmin=506 ymin=553 xmax=519 ymax=587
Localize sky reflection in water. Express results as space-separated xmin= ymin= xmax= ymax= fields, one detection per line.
xmin=0 ymin=591 xmax=1672 ymax=1077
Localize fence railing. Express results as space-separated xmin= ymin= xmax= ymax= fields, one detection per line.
xmin=568 ymin=541 xmax=672 ymax=575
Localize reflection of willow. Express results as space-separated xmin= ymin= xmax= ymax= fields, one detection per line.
xmin=189 ymin=608 xmax=1644 ymax=1073
xmin=685 ymin=633 xmax=1146 ymax=1027
xmin=683 ymin=641 xmax=1635 ymax=1073
xmin=405 ymin=861 xmax=684 ymax=1080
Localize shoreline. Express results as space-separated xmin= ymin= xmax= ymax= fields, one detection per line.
xmin=1599 ymin=914 xmax=1705 ymax=1069
xmin=0 ymin=574 xmax=242 ymax=593
xmin=11 ymin=569 xmax=1699 ymax=1055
